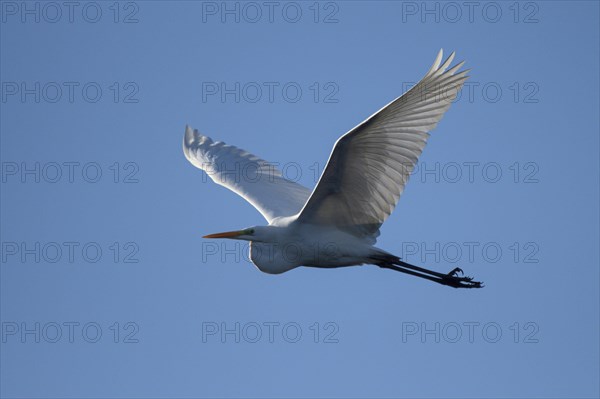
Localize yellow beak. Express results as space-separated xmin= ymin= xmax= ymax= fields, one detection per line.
xmin=203 ymin=230 xmax=244 ymax=239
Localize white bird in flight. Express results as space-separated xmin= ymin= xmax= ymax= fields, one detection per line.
xmin=184 ymin=50 xmax=482 ymax=288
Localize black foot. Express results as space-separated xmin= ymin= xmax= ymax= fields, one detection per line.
xmin=441 ymin=272 xmax=483 ymax=289
xmin=448 ymin=267 xmax=463 ymax=277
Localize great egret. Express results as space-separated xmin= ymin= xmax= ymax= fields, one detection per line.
xmin=184 ymin=50 xmax=482 ymax=288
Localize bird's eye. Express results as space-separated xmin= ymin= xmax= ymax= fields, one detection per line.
xmin=246 ymin=229 xmax=254 ymax=235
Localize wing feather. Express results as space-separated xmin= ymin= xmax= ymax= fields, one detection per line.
xmin=183 ymin=127 xmax=312 ymax=223
xmin=297 ymin=49 xmax=469 ymax=238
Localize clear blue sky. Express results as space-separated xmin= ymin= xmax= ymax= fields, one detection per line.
xmin=1 ymin=1 xmax=599 ymax=398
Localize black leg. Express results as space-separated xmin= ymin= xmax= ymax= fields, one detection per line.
xmin=378 ymin=261 xmax=483 ymax=289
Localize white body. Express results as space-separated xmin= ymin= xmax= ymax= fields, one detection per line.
xmin=248 ymin=218 xmax=389 ymax=274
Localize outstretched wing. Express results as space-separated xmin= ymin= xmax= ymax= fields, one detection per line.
xmin=183 ymin=126 xmax=312 ymax=223
xmin=297 ymin=50 xmax=469 ymax=238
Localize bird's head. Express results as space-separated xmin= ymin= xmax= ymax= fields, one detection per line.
xmin=203 ymin=225 xmax=271 ymax=242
